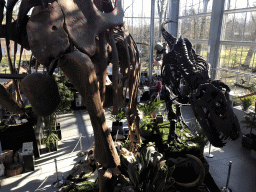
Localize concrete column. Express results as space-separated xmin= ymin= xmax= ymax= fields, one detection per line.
xmin=207 ymin=0 xmax=225 ymax=79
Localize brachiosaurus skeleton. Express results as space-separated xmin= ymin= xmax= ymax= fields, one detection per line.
xmin=0 ymin=0 xmax=141 ymax=190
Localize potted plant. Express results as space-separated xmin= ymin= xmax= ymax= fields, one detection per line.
xmin=108 ymin=107 xmax=126 ymax=135
xmin=251 ymin=141 xmax=256 ymax=160
xmin=54 ymin=122 xmax=62 ymax=140
xmin=51 ymin=113 xmax=62 ymax=141
xmin=54 ymin=72 xmax=74 ymax=113
xmin=156 ymin=102 xmax=165 ymax=123
xmin=138 ymin=100 xmax=165 ymax=119
xmin=42 ymin=114 xmax=59 ymax=152
xmin=139 ymin=115 xmax=154 ymax=138
xmin=137 ymin=89 xmax=142 ymax=103
xmin=241 ymin=109 xmax=256 ymax=150
xmin=127 ymin=150 xmax=175 ymax=192
xmin=188 ymin=120 xmax=210 ymax=174
xmin=240 ymin=91 xmax=256 ymax=111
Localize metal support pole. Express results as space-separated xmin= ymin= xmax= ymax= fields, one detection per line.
xmin=0 ymin=141 xmax=2 ymax=154
xmin=167 ymin=0 xmax=179 ymax=39
xmin=55 ymin=158 xmax=59 ymax=181
xmin=206 ymin=143 xmax=214 ymax=158
xmin=79 ymin=133 xmax=83 ymax=152
xmin=207 ymin=0 xmax=225 ymax=79
xmin=221 ymin=161 xmax=233 ymax=192
xmin=53 ymin=158 xmax=62 ymax=188
xmin=149 ymin=0 xmax=155 ymax=84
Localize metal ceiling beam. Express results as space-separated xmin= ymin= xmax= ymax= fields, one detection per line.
xmin=0 ymin=74 xmax=28 ymax=79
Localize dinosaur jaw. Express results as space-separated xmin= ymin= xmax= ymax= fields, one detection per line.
xmin=191 ymin=83 xmax=241 ymax=147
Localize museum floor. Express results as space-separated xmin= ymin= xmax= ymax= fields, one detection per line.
xmin=0 ymin=105 xmax=255 ymax=192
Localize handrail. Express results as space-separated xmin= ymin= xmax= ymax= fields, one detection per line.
xmin=34 ymin=133 xmax=91 ymax=189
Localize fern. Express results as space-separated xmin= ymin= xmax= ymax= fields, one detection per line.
xmin=138 ymin=100 xmax=165 ymax=116
xmin=108 ymin=107 xmax=126 ymax=123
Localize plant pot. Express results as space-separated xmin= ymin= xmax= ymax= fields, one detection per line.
xmin=112 ymin=122 xmax=123 ymax=135
xmin=142 ymin=111 xmax=156 ymax=119
xmin=251 ymin=140 xmax=256 ymax=159
xmin=46 ymin=141 xmax=58 ymax=152
xmin=140 ymin=130 xmax=153 ymax=138
xmin=137 ymin=96 xmax=141 ymax=103
xmin=251 ymin=149 xmax=256 ymax=160
xmin=56 ymin=123 xmax=60 ymax=130
xmin=156 ymin=115 xmax=163 ymax=123
xmin=200 ymin=157 xmax=209 ymax=175
xmin=242 ymin=105 xmax=250 ymax=111
xmin=6 ymin=162 xmax=23 ymax=177
xmin=150 ymin=111 xmax=156 ymax=119
xmin=53 ymin=130 xmax=62 ymax=140
xmin=242 ymin=134 xmax=256 ymax=149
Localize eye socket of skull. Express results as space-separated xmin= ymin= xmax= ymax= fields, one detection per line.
xmin=194 ymin=84 xmax=226 ymax=107
xmin=213 ymin=97 xmax=227 ymax=117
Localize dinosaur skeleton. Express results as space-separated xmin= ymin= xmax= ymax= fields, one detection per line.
xmin=0 ymin=0 xmax=141 ymax=185
xmin=161 ymin=21 xmax=241 ymax=148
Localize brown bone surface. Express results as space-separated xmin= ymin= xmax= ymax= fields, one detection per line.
xmin=0 ymin=84 xmax=24 ymax=114
xmin=27 ymin=1 xmax=70 ymax=66
xmin=57 ymin=0 xmax=124 ymax=56
xmin=58 ymin=51 xmax=120 ymax=168
xmin=20 ymin=73 xmax=61 ymax=116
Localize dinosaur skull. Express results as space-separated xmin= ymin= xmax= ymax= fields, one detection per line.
xmin=191 ymin=83 xmax=240 ymax=147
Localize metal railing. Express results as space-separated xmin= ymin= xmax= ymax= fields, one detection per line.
xmin=34 ymin=133 xmax=91 ymax=190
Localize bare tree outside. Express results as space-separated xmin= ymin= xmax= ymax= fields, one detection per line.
xmin=243 ymin=12 xmax=256 ymax=68
xmin=195 ymin=0 xmax=210 ymax=54
xmin=157 ymin=0 xmax=168 ymax=38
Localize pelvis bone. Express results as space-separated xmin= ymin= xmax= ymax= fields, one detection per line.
xmin=27 ymin=2 xmax=70 ymax=66
xmin=57 ymin=0 xmax=124 ymax=56
xmin=26 ymin=0 xmax=124 ymax=67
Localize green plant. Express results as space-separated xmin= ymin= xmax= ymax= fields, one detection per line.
xmin=127 ymin=150 xmax=175 ymax=191
xmin=55 ymin=72 xmax=74 ymax=114
xmin=108 ymin=107 xmax=126 ymax=123
xmin=41 ymin=114 xmax=59 ymax=151
xmin=189 ymin=121 xmax=209 ymax=157
xmin=0 ymin=119 xmax=6 ymax=130
xmin=140 ymin=115 xmax=154 ymax=133
xmin=1 ymin=63 xmax=10 ymax=73
xmin=121 ymin=139 xmax=132 ymax=150
xmin=240 ymin=90 xmax=256 ymax=110
xmin=157 ymin=102 xmax=165 ymax=115
xmin=138 ymin=100 xmax=165 ymax=116
xmin=157 ymin=121 xmax=204 ymax=157
xmin=241 ymin=111 xmax=256 ymax=138
xmin=230 ymin=51 xmax=239 ymax=68
xmin=42 ymin=132 xmax=59 ymax=150
xmin=24 ymin=104 xmax=38 ymax=125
